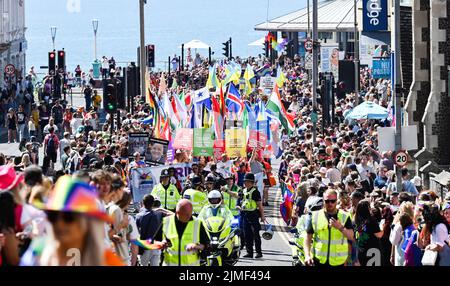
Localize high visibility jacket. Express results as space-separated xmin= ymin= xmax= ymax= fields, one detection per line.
xmin=311 ymin=209 xmax=350 ymax=266
xmin=222 ymin=185 xmax=239 ymax=216
xmin=151 ymin=183 xmax=180 ymax=211
xmin=183 ymin=189 xmax=208 ymax=215
xmin=197 ymin=205 xmax=235 ymax=224
xmin=162 ymin=215 xmax=201 ymax=266
xmin=241 ymin=187 xmax=258 ymax=212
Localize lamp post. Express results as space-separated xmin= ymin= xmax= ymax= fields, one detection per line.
xmin=139 ymin=0 xmax=147 ymax=100
xmin=50 ymin=26 xmax=57 ymax=50
xmin=92 ymin=19 xmax=99 ymax=61
xmin=354 ymin=0 xmax=360 ymax=105
xmin=312 ymin=0 xmax=318 ymax=144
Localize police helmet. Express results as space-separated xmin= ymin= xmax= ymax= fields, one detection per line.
xmin=205 ymin=174 xmax=216 ymax=184
xmin=208 ymin=190 xmax=222 ymax=209
xmin=191 ymin=175 xmax=202 ymax=186
xmin=160 ymin=169 xmax=170 ymax=178
xmin=243 ymin=173 xmax=255 ymax=182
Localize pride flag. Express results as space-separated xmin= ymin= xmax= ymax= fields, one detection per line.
xmin=130 ymin=239 xmax=164 ymax=250
xmin=280 ymin=183 xmax=295 ymax=225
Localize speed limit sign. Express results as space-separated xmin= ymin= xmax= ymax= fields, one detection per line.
xmin=304 ymin=40 xmax=313 ymax=51
xmin=395 ymin=151 xmax=408 ymax=167
xmin=4 ymin=64 xmax=15 ymax=76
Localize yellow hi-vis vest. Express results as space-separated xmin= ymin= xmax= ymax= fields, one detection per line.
xmin=162 ymin=215 xmax=201 ymax=266
xmin=311 ymin=209 xmax=350 ymax=266
xmin=222 ymin=185 xmax=239 ymax=216
xmin=183 ymin=189 xmax=208 ymax=215
xmin=151 ymin=183 xmax=180 ymax=211
xmin=241 ymin=187 xmax=258 ymax=212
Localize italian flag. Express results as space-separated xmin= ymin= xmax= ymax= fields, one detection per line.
xmin=266 ymin=84 xmax=295 ymax=133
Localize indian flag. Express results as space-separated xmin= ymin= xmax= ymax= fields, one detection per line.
xmin=266 ymin=84 xmax=295 ymax=133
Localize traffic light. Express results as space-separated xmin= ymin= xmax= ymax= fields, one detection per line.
xmin=48 ymin=51 xmax=56 ymax=73
xmin=222 ymin=40 xmax=230 ymax=58
xmin=147 ymin=45 xmax=155 ymax=68
xmin=103 ymin=80 xmax=117 ymax=113
xmin=57 ymin=50 xmax=66 ymax=71
xmin=263 ymin=40 xmax=269 ymax=57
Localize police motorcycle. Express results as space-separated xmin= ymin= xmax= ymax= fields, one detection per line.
xmin=199 ymin=190 xmax=241 ymax=266
xmin=289 ymin=197 xmax=323 ymax=266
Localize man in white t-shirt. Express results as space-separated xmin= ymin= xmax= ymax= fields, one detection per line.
xmin=216 ymin=154 xmax=233 ymax=178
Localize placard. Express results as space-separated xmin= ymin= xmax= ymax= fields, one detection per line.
xmin=128 ymin=132 xmax=150 ymax=157
xmin=145 ymin=137 xmax=169 ymax=165
xmin=172 ymin=128 xmax=193 ymax=150
xmin=193 ymin=128 xmax=214 ymax=157
xmin=259 ymin=76 xmax=276 ymax=95
xmin=225 ymin=129 xmax=247 ymax=157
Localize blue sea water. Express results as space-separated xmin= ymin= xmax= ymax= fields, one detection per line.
xmin=26 ymin=0 xmax=305 ymax=74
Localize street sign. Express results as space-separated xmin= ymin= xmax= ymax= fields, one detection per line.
xmin=304 ymin=40 xmax=313 ymax=52
xmin=305 ymin=52 xmax=313 ymax=70
xmin=395 ymin=151 xmax=408 ymax=167
xmin=4 ymin=64 xmax=15 ymax=75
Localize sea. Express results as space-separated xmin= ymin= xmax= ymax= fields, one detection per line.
xmin=26 ymin=0 xmax=306 ymax=75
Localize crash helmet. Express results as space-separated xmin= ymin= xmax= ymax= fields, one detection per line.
xmin=207 ymin=190 xmax=222 ymax=209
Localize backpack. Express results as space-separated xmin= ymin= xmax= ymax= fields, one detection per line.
xmin=46 ymin=134 xmax=56 ymax=154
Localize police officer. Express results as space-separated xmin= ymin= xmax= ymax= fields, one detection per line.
xmin=151 ymin=169 xmax=181 ymax=212
xmin=161 ymin=199 xmax=210 ymax=266
xmin=239 ymin=172 xmax=266 ymax=259
xmin=183 ymin=175 xmax=208 ymax=216
xmin=221 ymin=174 xmax=240 ymax=217
xmin=204 ymin=174 xmax=216 ymax=193
xmin=197 ymin=190 xmax=234 ymax=223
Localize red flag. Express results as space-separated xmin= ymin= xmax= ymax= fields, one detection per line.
xmin=220 ymin=84 xmax=227 ymax=116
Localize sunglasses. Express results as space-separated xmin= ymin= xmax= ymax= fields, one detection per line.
xmin=324 ymin=199 xmax=337 ymax=204
xmin=46 ymin=211 xmax=80 ymax=224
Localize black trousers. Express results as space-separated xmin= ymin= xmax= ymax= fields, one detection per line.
xmin=241 ymin=211 xmax=262 ymax=254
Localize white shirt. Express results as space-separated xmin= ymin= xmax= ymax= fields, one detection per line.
xmin=389 ymin=223 xmax=405 ymax=266
xmin=326 ymin=168 xmax=341 ymax=183
xmin=43 ymin=124 xmax=58 ymax=135
xmin=71 ymin=118 xmax=83 ymax=134
xmin=59 ymin=138 xmax=71 ymax=154
xmin=431 ymin=223 xmax=449 ymax=247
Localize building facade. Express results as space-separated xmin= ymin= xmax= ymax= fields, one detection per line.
xmin=0 ymin=0 xmax=27 ymax=82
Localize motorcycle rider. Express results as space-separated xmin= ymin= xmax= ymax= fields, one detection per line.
xmin=183 ymin=175 xmax=208 ymax=216
xmin=198 ymin=190 xmax=235 ymax=223
xmin=204 ymin=174 xmax=216 ymax=193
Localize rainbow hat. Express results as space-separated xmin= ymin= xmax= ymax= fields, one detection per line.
xmin=40 ymin=176 xmax=112 ymax=222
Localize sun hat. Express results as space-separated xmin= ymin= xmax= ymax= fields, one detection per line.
xmin=38 ymin=176 xmax=112 ymax=222
xmin=0 ymin=165 xmax=24 ymax=191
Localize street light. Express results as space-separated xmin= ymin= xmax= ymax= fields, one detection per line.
xmin=50 ymin=26 xmax=57 ymax=50
xmin=92 ymin=19 xmax=99 ymax=61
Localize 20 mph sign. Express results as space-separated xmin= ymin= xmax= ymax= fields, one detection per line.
xmin=304 ymin=40 xmax=313 ymax=52
xmin=395 ymin=151 xmax=408 ymax=167
xmin=4 ymin=64 xmax=15 ymax=76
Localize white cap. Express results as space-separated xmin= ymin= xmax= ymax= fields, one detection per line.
xmin=412 ymin=176 xmax=422 ymax=187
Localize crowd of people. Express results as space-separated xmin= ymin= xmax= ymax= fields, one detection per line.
xmin=0 ymin=46 xmax=449 ymax=267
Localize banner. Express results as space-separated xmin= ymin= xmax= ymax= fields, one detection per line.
xmin=363 ymin=0 xmax=388 ymax=32
xmin=248 ymin=120 xmax=268 ymax=148
xmin=130 ymin=163 xmax=192 ymax=203
xmin=225 ymin=129 xmax=247 ymax=158
xmin=372 ymin=58 xmax=391 ymax=79
xmin=172 ymin=128 xmax=193 ymax=150
xmin=320 ymin=44 xmax=339 ymax=81
xmin=145 ymin=138 xmax=169 ymax=165
xmin=128 ymin=133 xmax=150 ymax=157
xmin=193 ymin=128 xmax=214 ymax=157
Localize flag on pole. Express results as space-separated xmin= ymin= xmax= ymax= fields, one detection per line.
xmin=211 ymin=96 xmax=223 ymax=140
xmin=206 ymin=64 xmax=220 ymax=89
xmin=280 ymin=182 xmax=294 ymax=225
xmin=276 ymin=66 xmax=287 ymax=88
xmin=226 ymin=83 xmax=245 ymax=116
xmin=266 ymin=84 xmax=295 ymax=133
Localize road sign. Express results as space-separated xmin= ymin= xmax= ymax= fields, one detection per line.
xmin=4 ymin=64 xmax=15 ymax=75
xmin=305 ymin=52 xmax=313 ymax=70
xmin=395 ymin=151 xmax=408 ymax=167
xmin=304 ymin=40 xmax=313 ymax=51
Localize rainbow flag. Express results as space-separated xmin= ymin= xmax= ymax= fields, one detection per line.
xmin=280 ymin=183 xmax=295 ymax=225
xmin=130 ymin=239 xmax=164 ymax=250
